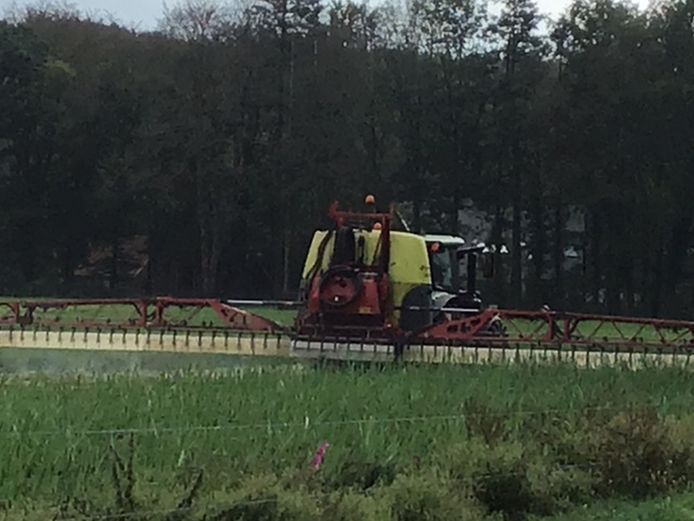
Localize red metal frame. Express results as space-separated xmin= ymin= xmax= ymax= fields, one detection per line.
xmin=297 ymin=201 xmax=395 ymax=337
xmin=0 ymin=298 xmax=280 ymax=332
xmin=416 ymin=308 xmax=694 ymax=349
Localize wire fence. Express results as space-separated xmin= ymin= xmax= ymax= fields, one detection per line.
xmin=0 ymin=404 xmax=630 ymax=439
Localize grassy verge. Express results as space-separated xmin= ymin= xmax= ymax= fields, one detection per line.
xmin=535 ymin=491 xmax=694 ymax=520
xmin=4 ymin=363 xmax=694 ymax=519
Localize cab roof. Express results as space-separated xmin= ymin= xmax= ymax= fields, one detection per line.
xmin=423 ymin=234 xmax=465 ymax=246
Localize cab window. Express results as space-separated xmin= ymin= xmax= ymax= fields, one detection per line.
xmin=430 ymin=248 xmax=454 ymax=291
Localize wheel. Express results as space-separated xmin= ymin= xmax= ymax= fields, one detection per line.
xmin=486 ymin=319 xmax=507 ymax=337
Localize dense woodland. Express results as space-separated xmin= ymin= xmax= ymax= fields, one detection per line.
xmin=1 ymin=0 xmax=693 ymax=317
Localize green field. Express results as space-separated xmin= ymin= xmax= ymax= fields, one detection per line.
xmin=5 ymin=362 xmax=694 ymax=520
xmin=244 ymin=306 xmax=296 ymax=326
xmin=539 ymin=491 xmax=694 ymax=520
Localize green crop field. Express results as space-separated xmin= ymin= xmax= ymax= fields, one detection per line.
xmin=539 ymin=492 xmax=694 ymax=520
xmin=5 ymin=362 xmax=694 ymax=520
xmin=244 ymin=306 xmax=296 ymax=326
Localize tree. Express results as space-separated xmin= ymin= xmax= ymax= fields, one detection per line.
xmin=160 ymin=0 xmax=237 ymax=40
xmin=493 ymin=0 xmax=547 ymax=306
xmin=0 ymin=21 xmax=66 ymax=287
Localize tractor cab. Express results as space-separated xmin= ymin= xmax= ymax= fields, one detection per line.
xmin=423 ymin=235 xmax=491 ymax=312
xmin=424 ymin=235 xmax=465 ymax=293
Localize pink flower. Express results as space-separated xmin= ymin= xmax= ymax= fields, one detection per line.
xmin=310 ymin=442 xmax=330 ymax=472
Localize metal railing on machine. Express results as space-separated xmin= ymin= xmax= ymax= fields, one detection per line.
xmin=415 ymin=307 xmax=694 ymax=352
xmin=0 ymin=297 xmax=291 ymax=332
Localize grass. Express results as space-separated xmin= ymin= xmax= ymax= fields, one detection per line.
xmin=6 ymin=363 xmax=694 ymax=519
xmin=244 ymin=306 xmax=296 ymax=326
xmin=535 ymin=491 xmax=694 ymax=520
xmin=0 ymin=347 xmax=286 ymax=375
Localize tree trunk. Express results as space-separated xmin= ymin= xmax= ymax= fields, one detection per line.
xmin=200 ymin=234 xmax=222 ymax=295
xmin=604 ymin=206 xmax=620 ymax=314
xmin=109 ymin=237 xmax=119 ymax=291
xmin=199 ymin=207 xmax=222 ymax=296
xmin=650 ymin=238 xmax=664 ymax=317
xmin=509 ymin=127 xmax=522 ymax=306
xmin=530 ymin=187 xmax=545 ymax=307
xmin=589 ymin=208 xmax=602 ymax=311
xmin=413 ymin=198 xmax=422 ymax=234
xmin=17 ymin=226 xmax=37 ymax=284
xmin=492 ymin=204 xmax=506 ymax=306
xmin=511 ymin=195 xmax=522 ymax=307
xmin=664 ymin=213 xmax=692 ymax=316
xmin=61 ymin=243 xmax=75 ymax=284
xmin=449 ymin=193 xmax=460 ymax=236
xmin=552 ymin=201 xmax=563 ymax=308
xmin=195 ymin=157 xmax=223 ymax=296
xmin=282 ymin=228 xmax=291 ymax=297
xmin=146 ymin=253 xmax=153 ymax=296
xmin=624 ymin=255 xmax=635 ymax=314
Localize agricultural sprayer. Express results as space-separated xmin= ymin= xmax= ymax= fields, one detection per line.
xmin=1 ymin=196 xmax=694 ymax=365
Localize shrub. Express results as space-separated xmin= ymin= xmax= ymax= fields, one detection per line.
xmin=321 ymin=490 xmax=390 ymax=521
xmin=213 ymin=474 xmax=320 ymax=521
xmin=329 ymin=456 xmax=397 ymax=490
xmin=589 ymin=408 xmax=694 ymax=499
xmin=383 ymin=472 xmax=487 ymax=521
xmin=524 ymin=465 xmax=595 ymax=515
xmin=470 ymin=443 xmax=538 ymax=520
xmin=462 ymin=399 xmax=509 ymax=445
xmin=443 ymin=440 xmax=595 ymax=520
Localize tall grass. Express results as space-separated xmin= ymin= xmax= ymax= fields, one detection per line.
xmin=4 ymin=363 xmax=694 ymax=518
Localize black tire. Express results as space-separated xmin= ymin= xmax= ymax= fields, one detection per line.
xmin=486 ymin=319 xmax=507 ymax=337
